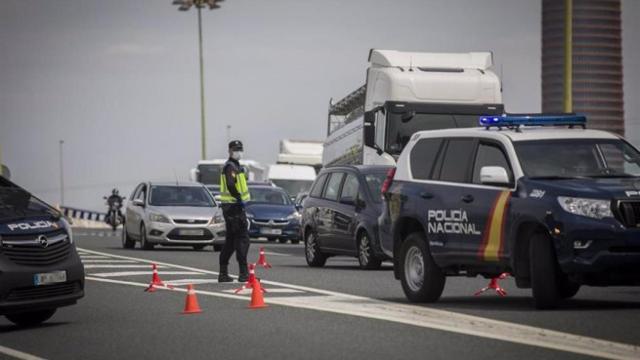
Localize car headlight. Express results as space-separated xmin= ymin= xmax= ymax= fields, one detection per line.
xmin=61 ymin=217 xmax=74 ymax=244
xmin=287 ymin=211 xmax=302 ymax=221
xmin=149 ymin=213 xmax=171 ymax=223
xmin=557 ymin=196 xmax=613 ymax=219
xmin=246 ymin=213 xmax=255 ymax=220
xmin=210 ymin=213 xmax=224 ymax=225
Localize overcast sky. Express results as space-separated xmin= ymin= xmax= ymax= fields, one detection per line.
xmin=1 ymin=0 xmax=638 ymax=211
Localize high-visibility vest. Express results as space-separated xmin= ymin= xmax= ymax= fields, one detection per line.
xmin=219 ymin=165 xmax=250 ymax=203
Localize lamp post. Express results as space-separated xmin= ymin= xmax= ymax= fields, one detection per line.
xmin=59 ymin=140 xmax=65 ymax=206
xmin=172 ymin=0 xmax=224 ymax=160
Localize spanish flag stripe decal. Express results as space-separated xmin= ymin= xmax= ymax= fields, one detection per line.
xmin=479 ymin=191 xmax=511 ymax=262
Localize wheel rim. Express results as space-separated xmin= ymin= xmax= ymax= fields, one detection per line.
xmin=359 ymin=234 xmax=370 ymax=265
xmin=404 ymin=246 xmax=424 ymax=292
xmin=306 ymin=233 xmax=316 ymax=261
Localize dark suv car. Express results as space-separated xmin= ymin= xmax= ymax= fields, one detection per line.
xmin=0 ymin=176 xmax=85 ymax=326
xmin=301 ymin=165 xmax=391 ymax=269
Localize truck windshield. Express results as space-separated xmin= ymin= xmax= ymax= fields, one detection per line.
xmin=270 ymin=180 xmax=313 ymax=198
xmin=148 ymin=186 xmax=215 ymax=207
xmin=0 ymin=186 xmax=59 ymax=221
xmin=385 ymin=113 xmax=479 ymax=154
xmin=515 ymin=139 xmax=640 ymax=179
xmin=197 ymin=165 xmax=222 ymax=185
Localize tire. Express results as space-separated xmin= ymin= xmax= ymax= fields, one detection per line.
xmin=530 ymin=232 xmax=560 ymax=309
xmin=399 ymin=232 xmax=445 ymax=303
xmin=213 ymin=244 xmax=223 ymax=252
xmin=358 ymin=231 xmax=382 ymax=270
xmin=193 ymin=245 xmax=206 ymax=251
xmin=304 ymin=230 xmax=326 ymax=267
xmin=267 ymin=237 xmax=277 ymax=242
xmin=291 ymin=239 xmax=300 ymax=245
xmin=278 ymin=238 xmax=288 ymax=244
xmin=140 ymin=223 xmax=154 ymax=250
xmin=122 ymin=227 xmax=135 ymax=249
xmin=6 ymin=309 xmax=56 ymax=327
xmin=558 ymin=277 xmax=581 ymax=299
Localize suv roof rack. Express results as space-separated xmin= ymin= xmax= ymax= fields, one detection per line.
xmin=479 ymin=113 xmax=587 ymax=131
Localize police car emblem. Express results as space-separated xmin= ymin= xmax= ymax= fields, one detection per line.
xmin=37 ymin=235 xmax=49 ymax=248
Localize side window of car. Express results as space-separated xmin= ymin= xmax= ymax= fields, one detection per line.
xmin=410 ymin=138 xmax=443 ymax=180
xmin=437 ymin=138 xmax=476 ymax=183
xmin=136 ymin=185 xmax=147 ymax=203
xmin=472 ymin=142 xmax=513 ymax=184
xmin=131 ymin=184 xmax=143 ymax=200
xmin=340 ymin=173 xmax=359 ymax=202
xmin=323 ymin=173 xmax=344 ymax=201
xmin=310 ymin=174 xmax=327 ymax=198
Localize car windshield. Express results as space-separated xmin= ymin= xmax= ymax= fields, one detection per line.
xmin=148 ymin=186 xmax=215 ymax=207
xmin=515 ymin=139 xmax=640 ymax=179
xmin=269 ymin=179 xmax=314 ymax=198
xmin=0 ymin=185 xmax=59 ymax=221
xmin=249 ymin=187 xmax=292 ymax=205
xmin=364 ymin=173 xmax=387 ymax=203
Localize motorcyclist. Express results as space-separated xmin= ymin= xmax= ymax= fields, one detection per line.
xmin=104 ymin=188 xmax=123 ymax=223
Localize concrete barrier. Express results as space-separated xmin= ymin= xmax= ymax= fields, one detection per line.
xmin=60 ymin=206 xmax=110 ymax=229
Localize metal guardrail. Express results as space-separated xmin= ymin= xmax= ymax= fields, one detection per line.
xmin=60 ymin=206 xmax=106 ymax=222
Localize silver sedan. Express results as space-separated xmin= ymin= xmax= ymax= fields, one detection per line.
xmin=122 ymin=181 xmax=225 ymax=251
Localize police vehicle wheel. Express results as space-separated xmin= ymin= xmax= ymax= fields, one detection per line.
xmin=122 ymin=228 xmax=135 ymax=249
xmin=140 ymin=223 xmax=154 ymax=250
xmin=358 ymin=232 xmax=381 ymax=270
xmin=278 ymin=238 xmax=288 ymax=244
xmin=6 ymin=309 xmax=56 ymax=327
xmin=399 ymin=232 xmax=445 ymax=302
xmin=267 ymin=237 xmax=277 ymax=242
xmin=558 ymin=277 xmax=580 ymax=299
xmin=305 ymin=231 xmax=326 ymax=267
xmin=530 ymin=232 xmax=560 ymax=309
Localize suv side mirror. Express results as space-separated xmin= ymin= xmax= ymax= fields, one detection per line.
xmin=480 ymin=166 xmax=510 ymax=187
xmin=132 ymin=199 xmax=145 ymax=207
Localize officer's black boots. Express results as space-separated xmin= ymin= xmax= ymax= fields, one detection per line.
xmin=237 ymin=266 xmax=249 ymax=283
xmin=218 ymin=265 xmax=233 ymax=283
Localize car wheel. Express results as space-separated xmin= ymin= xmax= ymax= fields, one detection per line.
xmin=278 ymin=238 xmax=288 ymax=244
xmin=140 ymin=223 xmax=154 ymax=250
xmin=291 ymin=239 xmax=300 ymax=245
xmin=358 ymin=231 xmax=382 ymax=270
xmin=6 ymin=309 xmax=57 ymax=327
xmin=399 ymin=232 xmax=445 ymax=303
xmin=267 ymin=237 xmax=276 ymax=242
xmin=530 ymin=232 xmax=560 ymax=309
xmin=305 ymin=230 xmax=326 ymax=267
xmin=213 ymin=244 xmax=223 ymax=252
xmin=193 ymin=245 xmax=206 ymax=251
xmin=122 ymin=227 xmax=135 ymax=249
xmin=558 ymin=276 xmax=581 ymax=299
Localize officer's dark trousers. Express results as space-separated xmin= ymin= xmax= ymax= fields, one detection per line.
xmin=220 ymin=204 xmax=250 ymax=269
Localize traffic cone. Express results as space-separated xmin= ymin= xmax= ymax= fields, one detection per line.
xmin=248 ymin=278 xmax=267 ymax=309
xmin=256 ymin=247 xmax=272 ymax=269
xmin=235 ymin=264 xmax=267 ymax=294
xmin=145 ymin=263 xmax=174 ymax=292
xmin=474 ymin=272 xmax=509 ymax=297
xmin=182 ymin=284 xmax=202 ymax=314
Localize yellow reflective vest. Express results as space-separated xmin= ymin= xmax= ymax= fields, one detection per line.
xmin=219 ymin=164 xmax=250 ymax=203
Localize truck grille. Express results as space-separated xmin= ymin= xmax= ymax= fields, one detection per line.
xmin=6 ymin=282 xmax=79 ymax=302
xmin=616 ymin=201 xmax=640 ymax=228
xmin=1 ymin=238 xmax=71 ymax=266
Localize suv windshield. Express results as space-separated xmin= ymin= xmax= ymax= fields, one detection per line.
xmin=249 ymin=187 xmax=292 ymax=205
xmin=386 ymin=113 xmax=480 ymax=154
xmin=148 ymin=186 xmax=215 ymax=207
xmin=0 ymin=186 xmax=59 ymax=221
xmin=515 ymin=139 xmax=640 ymax=179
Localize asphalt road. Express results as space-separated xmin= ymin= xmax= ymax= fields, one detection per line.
xmin=1 ymin=229 xmax=639 ymax=360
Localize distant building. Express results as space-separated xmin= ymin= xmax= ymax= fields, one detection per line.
xmin=542 ymin=0 xmax=624 ymax=135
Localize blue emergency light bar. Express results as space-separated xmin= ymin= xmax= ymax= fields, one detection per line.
xmin=479 ymin=114 xmax=587 ymax=129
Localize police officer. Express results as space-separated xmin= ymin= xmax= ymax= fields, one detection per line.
xmin=218 ymin=140 xmax=251 ymax=283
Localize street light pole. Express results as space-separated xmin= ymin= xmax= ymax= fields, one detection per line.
xmin=59 ymin=140 xmax=65 ymax=206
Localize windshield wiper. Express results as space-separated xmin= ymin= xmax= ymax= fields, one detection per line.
xmin=529 ymin=175 xmax=590 ymax=180
xmin=588 ymin=173 xmax=636 ymax=178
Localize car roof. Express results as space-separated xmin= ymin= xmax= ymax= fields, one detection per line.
xmin=322 ymin=165 xmax=393 ymax=173
xmin=412 ymin=127 xmax=620 ymax=143
xmin=148 ymin=181 xmax=204 ymax=187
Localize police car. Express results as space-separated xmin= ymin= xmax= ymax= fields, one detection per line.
xmin=378 ymin=114 xmax=640 ymax=309
xmin=0 ymin=176 xmax=84 ymax=326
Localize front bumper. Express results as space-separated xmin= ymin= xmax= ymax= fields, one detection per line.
xmin=248 ymin=219 xmax=301 ymax=240
xmin=0 ymin=249 xmax=85 ymax=315
xmin=146 ymin=222 xmax=226 ymax=246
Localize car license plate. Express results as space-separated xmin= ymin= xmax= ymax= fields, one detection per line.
xmin=179 ymin=229 xmax=205 ymax=236
xmin=261 ymin=228 xmax=282 ymax=235
xmin=33 ymin=271 xmax=67 ymax=286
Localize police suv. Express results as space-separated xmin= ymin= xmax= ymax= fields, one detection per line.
xmin=378 ymin=114 xmax=640 ymax=309
xmin=0 ymin=176 xmax=84 ymax=326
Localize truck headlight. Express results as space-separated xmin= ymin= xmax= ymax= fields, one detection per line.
xmin=149 ymin=213 xmax=171 ymax=223
xmin=557 ymin=197 xmax=613 ymax=219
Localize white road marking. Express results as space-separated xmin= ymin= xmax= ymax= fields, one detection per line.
xmin=79 ymin=255 xmax=110 ymax=259
xmin=82 ymin=264 xmax=166 ymax=269
xmin=224 ymin=288 xmax=303 ymax=294
xmin=263 ymin=251 xmax=291 ymax=257
xmin=0 ymin=345 xmax=47 ymax=360
xmin=164 ymin=279 xmax=220 ymax=285
xmin=78 ymin=247 xmax=640 ymax=360
xmin=81 ymin=260 xmax=138 ymax=264
xmin=90 ymin=271 xmax=204 ymax=278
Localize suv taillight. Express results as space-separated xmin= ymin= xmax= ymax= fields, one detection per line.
xmin=381 ymin=167 xmax=396 ymax=195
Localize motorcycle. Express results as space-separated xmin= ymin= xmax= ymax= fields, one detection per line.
xmin=104 ymin=196 xmax=124 ymax=231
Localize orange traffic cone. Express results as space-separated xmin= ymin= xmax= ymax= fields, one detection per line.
xmin=248 ymin=278 xmax=267 ymax=309
xmin=145 ymin=263 xmax=174 ymax=292
xmin=474 ymin=272 xmax=509 ymax=297
xmin=235 ymin=264 xmax=267 ymax=294
xmin=182 ymin=284 xmax=203 ymax=314
xmin=256 ymin=247 xmax=272 ymax=269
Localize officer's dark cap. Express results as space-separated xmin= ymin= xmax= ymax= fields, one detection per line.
xmin=228 ymin=140 xmax=243 ymax=151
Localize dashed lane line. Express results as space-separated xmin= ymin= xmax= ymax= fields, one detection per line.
xmin=82 ymin=264 xmax=167 ymax=269
xmin=80 ymin=260 xmax=138 ymax=264
xmin=77 ymin=247 xmax=640 ymax=360
xmin=90 ymin=271 xmax=205 ymax=278
xmin=0 ymin=345 xmax=47 ymax=360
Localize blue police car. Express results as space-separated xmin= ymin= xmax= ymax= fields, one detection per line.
xmin=379 ymin=114 xmax=640 ymax=309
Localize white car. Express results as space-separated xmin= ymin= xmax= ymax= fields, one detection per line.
xmin=122 ymin=181 xmax=225 ymax=251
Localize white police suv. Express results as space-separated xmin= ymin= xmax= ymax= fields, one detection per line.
xmin=378 ymin=114 xmax=640 ymax=309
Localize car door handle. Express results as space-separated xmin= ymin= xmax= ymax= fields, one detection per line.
xmin=461 ymin=194 xmax=474 ymax=203
xmin=420 ymin=192 xmax=433 ymax=199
